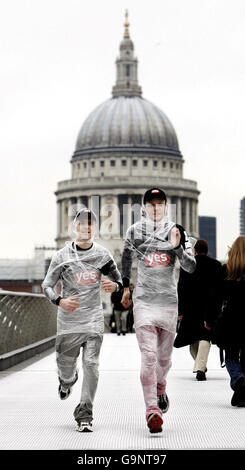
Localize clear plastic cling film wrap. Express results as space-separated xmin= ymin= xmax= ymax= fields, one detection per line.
xmin=42 ymin=211 xmax=123 ymax=376
xmin=122 ymin=210 xmax=196 ymax=334
xmin=42 ymin=231 xmax=122 ymax=338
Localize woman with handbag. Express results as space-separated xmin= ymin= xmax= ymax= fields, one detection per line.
xmin=204 ymin=236 xmax=245 ymax=407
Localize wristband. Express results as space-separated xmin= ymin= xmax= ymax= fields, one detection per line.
xmin=122 ymin=277 xmax=130 ymax=288
xmin=55 ymin=296 xmax=62 ymax=306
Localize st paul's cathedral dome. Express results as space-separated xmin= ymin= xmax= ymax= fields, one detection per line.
xmin=55 ymin=11 xmax=199 ymax=260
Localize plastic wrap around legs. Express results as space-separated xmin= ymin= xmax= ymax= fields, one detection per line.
xmin=56 ymin=333 xmax=103 ymax=423
xmin=133 ymin=302 xmax=178 ymax=334
xmin=135 ymin=325 xmax=175 ymax=419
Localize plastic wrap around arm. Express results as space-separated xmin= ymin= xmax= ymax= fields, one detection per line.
xmin=42 ymin=253 xmax=63 ymax=305
xmin=121 ymin=226 xmax=136 ymax=288
xmin=100 ymin=258 xmax=122 ymax=289
xmin=174 ymin=229 xmax=196 ymax=273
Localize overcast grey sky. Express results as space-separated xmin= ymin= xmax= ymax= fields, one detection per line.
xmin=0 ymin=0 xmax=245 ymax=261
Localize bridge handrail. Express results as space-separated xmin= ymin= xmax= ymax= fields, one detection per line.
xmin=0 ymin=290 xmax=57 ymax=369
xmin=0 ymin=289 xmax=45 ymax=297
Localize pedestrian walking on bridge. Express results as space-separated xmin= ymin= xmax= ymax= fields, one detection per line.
xmin=205 ymin=236 xmax=245 ymax=407
xmin=174 ymin=239 xmax=223 ymax=380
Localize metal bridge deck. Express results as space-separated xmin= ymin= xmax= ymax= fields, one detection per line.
xmin=0 ymin=333 xmax=244 ymax=450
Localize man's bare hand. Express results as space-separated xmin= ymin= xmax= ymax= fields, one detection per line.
xmin=178 ymin=315 xmax=183 ymax=322
xmin=60 ymin=297 xmax=80 ymax=312
xmin=121 ymin=289 xmax=132 ymax=308
xmin=170 ymin=227 xmax=181 ymax=248
xmin=101 ymin=279 xmax=117 ymax=293
xmin=204 ymin=321 xmax=211 ymax=330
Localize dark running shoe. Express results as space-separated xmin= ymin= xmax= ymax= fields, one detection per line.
xmin=147 ymin=413 xmax=163 ymax=434
xmin=58 ymin=371 xmax=78 ymax=400
xmin=196 ymin=370 xmax=206 ymax=381
xmin=58 ymin=385 xmax=71 ymax=400
xmin=157 ymin=393 xmax=169 ymax=413
xmin=231 ymin=376 xmax=245 ymax=407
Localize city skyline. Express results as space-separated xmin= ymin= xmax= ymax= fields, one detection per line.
xmin=1 ymin=0 xmax=245 ymax=261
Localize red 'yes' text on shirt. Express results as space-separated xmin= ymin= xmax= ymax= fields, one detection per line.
xmin=144 ymin=252 xmax=170 ymax=267
xmin=73 ymin=270 xmax=99 ymax=285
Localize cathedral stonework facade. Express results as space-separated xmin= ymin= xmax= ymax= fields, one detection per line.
xmin=55 ymin=13 xmax=200 ymax=265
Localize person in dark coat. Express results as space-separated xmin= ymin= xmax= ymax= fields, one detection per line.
xmin=111 ymin=287 xmax=131 ymax=335
xmin=126 ymin=283 xmax=135 ymax=332
xmin=174 ymin=239 xmax=223 ymax=380
xmin=204 ymin=236 xmax=245 ymax=406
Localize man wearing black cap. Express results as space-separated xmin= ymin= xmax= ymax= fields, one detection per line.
xmin=121 ymin=188 xmax=196 ymax=433
xmin=42 ymin=208 xmax=122 ymax=433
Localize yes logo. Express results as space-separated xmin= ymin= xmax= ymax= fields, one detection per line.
xmin=144 ymin=251 xmax=170 ymax=267
xmin=73 ymin=270 xmax=98 ymax=285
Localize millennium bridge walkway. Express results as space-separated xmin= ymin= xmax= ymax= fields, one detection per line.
xmin=0 ymin=290 xmax=245 ymax=453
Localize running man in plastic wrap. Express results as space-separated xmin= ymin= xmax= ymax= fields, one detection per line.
xmin=42 ymin=208 xmax=122 ymax=432
xmin=121 ymin=188 xmax=196 ymax=433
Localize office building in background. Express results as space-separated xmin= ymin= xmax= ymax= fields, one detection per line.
xmin=198 ymin=216 xmax=217 ymax=259
xmin=240 ymin=197 xmax=245 ymax=235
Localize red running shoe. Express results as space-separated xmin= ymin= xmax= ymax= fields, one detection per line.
xmin=147 ymin=413 xmax=163 ymax=433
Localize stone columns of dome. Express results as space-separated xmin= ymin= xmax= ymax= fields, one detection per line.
xmin=185 ymin=198 xmax=190 ymax=234
xmin=118 ymin=194 xmax=129 ymax=238
xmin=86 ymin=195 xmax=91 ymax=210
xmin=69 ymin=197 xmax=78 ymax=219
xmin=90 ymin=195 xmax=101 ymax=235
xmin=78 ymin=196 xmax=89 ymax=211
xmin=190 ymin=199 xmax=198 ymax=237
xmin=181 ymin=198 xmax=186 ymax=231
xmin=62 ymin=199 xmax=69 ymax=235
xmin=59 ymin=199 xmax=64 ymax=236
xmin=188 ymin=199 xmax=193 ymax=234
xmin=196 ymin=200 xmax=199 ymax=236
xmin=177 ymin=198 xmax=182 ymax=226
xmin=127 ymin=195 xmax=132 ymax=228
xmin=100 ymin=195 xmax=120 ymax=239
xmin=115 ymin=194 xmax=121 ymax=237
xmin=167 ymin=196 xmax=171 ymax=215
xmin=131 ymin=194 xmax=142 ymax=224
xmin=166 ymin=196 xmax=174 ymax=221
xmin=57 ymin=200 xmax=62 ymax=238
xmin=193 ymin=200 xmax=198 ymax=236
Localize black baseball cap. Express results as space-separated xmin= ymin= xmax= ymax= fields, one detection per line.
xmin=74 ymin=208 xmax=97 ymax=224
xmin=143 ymin=188 xmax=167 ymax=205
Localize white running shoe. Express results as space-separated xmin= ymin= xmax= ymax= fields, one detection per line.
xmin=76 ymin=422 xmax=93 ymax=433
